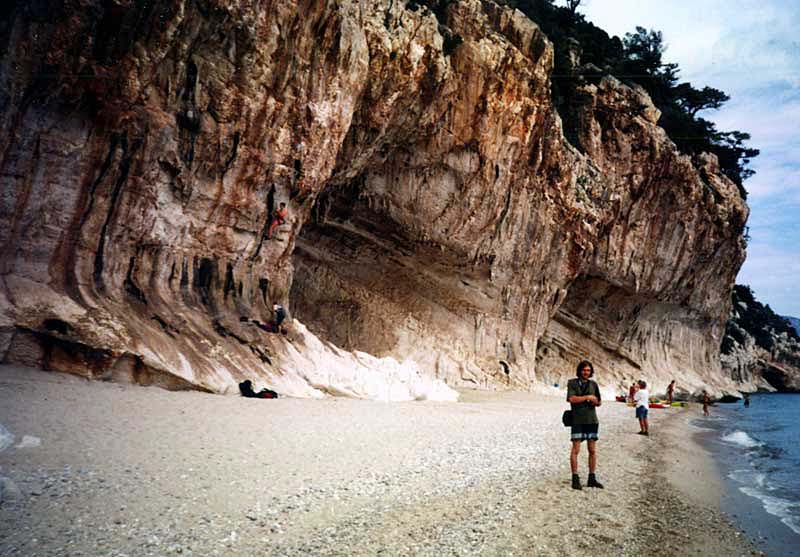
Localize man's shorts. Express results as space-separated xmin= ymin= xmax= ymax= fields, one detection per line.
xmin=636 ymin=406 xmax=649 ymax=419
xmin=570 ymin=423 xmax=599 ymax=442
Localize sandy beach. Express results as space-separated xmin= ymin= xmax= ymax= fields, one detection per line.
xmin=0 ymin=365 xmax=761 ymax=556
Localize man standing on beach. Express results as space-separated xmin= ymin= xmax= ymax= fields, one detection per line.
xmin=667 ymin=380 xmax=675 ymax=404
xmin=567 ymin=360 xmax=603 ymax=490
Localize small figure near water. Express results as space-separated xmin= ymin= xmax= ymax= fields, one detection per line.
xmin=702 ymin=390 xmax=711 ymax=416
xmin=667 ymin=379 xmax=676 ymax=404
xmin=743 ymin=392 xmax=751 ymax=408
xmin=634 ymin=380 xmax=650 ymax=436
xmin=567 ymin=360 xmax=603 ymax=490
xmin=628 ymin=380 xmax=637 ymax=403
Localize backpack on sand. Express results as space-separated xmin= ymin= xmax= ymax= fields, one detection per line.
xmin=239 ymin=380 xmax=279 ymax=399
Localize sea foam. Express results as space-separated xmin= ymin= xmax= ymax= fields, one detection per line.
xmin=728 ymin=468 xmax=766 ymax=488
xmin=740 ymin=487 xmax=800 ymax=535
xmin=0 ymin=424 xmax=14 ymax=453
xmin=721 ymin=430 xmax=762 ymax=448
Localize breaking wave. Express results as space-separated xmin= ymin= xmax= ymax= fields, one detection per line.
xmin=721 ymin=430 xmax=762 ymax=448
xmin=739 ymin=487 xmax=800 ymax=535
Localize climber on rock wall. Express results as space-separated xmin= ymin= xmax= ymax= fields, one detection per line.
xmin=267 ymin=202 xmax=288 ymax=239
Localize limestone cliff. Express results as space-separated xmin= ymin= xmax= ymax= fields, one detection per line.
xmin=0 ymin=0 xmax=748 ymax=398
xmin=721 ymin=286 xmax=800 ymax=392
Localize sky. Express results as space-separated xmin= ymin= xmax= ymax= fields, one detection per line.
xmin=580 ymin=0 xmax=800 ymax=317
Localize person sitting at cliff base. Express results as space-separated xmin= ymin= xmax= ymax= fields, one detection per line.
xmin=267 ymin=202 xmax=288 ymax=239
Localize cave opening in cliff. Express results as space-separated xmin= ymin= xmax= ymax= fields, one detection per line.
xmin=535 ymin=275 xmax=647 ymax=387
xmin=223 ymin=262 xmax=236 ymax=300
xmin=193 ymin=257 xmax=217 ymax=307
xmin=761 ymin=366 xmax=790 ymax=392
xmin=42 ymin=319 xmax=70 ymax=335
xmin=3 ymin=329 xmax=114 ymax=379
xmin=499 ymin=360 xmax=511 ymax=381
xmin=289 ymin=182 xmax=402 ymax=352
xmin=289 ymin=174 xmax=486 ymax=361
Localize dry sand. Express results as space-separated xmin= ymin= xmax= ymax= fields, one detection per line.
xmin=0 ymin=364 xmax=762 ymax=556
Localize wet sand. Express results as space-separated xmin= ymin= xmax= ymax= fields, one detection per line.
xmin=0 ymin=364 xmax=761 ymax=556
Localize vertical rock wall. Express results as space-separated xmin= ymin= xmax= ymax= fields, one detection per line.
xmin=0 ymin=0 xmax=748 ymax=396
xmin=291 ymin=5 xmax=749 ymax=395
xmin=1 ymin=0 xmax=371 ymax=393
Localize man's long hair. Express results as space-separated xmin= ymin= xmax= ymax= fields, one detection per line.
xmin=575 ymin=360 xmax=594 ymax=378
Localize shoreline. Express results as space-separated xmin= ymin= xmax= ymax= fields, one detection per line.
xmin=0 ymin=365 xmax=759 ymax=555
xmin=691 ymin=396 xmax=800 ymax=557
xmin=635 ymin=409 xmax=762 ymax=555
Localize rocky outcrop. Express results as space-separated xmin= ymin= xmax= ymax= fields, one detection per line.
xmin=290 ymin=5 xmax=748 ymax=398
xmin=1 ymin=0 xmax=747 ymax=398
xmin=721 ymin=286 xmax=800 ymax=392
xmin=721 ymin=331 xmax=800 ymax=392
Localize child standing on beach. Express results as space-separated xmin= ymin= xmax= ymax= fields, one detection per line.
xmin=566 ymin=360 xmax=603 ymax=490
xmin=634 ymin=380 xmax=649 ymax=436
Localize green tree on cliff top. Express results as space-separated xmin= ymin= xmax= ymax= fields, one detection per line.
xmin=504 ymin=1 xmax=759 ymax=198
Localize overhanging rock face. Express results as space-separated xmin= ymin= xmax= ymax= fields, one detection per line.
xmin=1 ymin=0 xmax=747 ymax=397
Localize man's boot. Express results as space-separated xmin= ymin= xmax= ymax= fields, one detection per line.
xmin=587 ymin=473 xmax=604 ymax=489
xmin=571 ymin=474 xmax=582 ymax=490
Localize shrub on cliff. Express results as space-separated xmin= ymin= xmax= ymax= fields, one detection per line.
xmin=504 ymin=0 xmax=758 ymax=198
xmin=723 ymin=284 xmax=800 ymax=353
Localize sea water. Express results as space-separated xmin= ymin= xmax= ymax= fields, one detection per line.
xmin=694 ymin=393 xmax=800 ymax=555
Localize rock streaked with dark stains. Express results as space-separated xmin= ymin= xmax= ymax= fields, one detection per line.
xmin=0 ymin=0 xmax=748 ymax=396
xmin=290 ymin=2 xmax=748 ymax=395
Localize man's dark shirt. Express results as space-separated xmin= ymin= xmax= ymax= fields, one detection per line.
xmin=566 ymin=378 xmax=601 ymax=425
